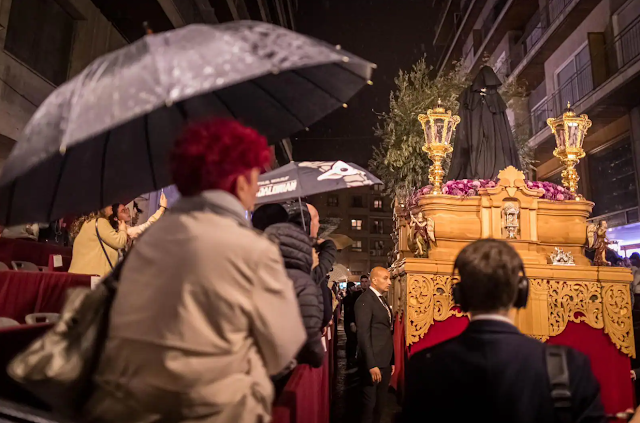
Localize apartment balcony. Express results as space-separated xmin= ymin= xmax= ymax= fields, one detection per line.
xmin=506 ymin=0 xmax=603 ymax=91
xmin=434 ymin=0 xmax=462 ymax=46
xmin=529 ymin=16 xmax=640 ymax=164
xmin=466 ymin=0 xmax=538 ymax=76
xmin=437 ymin=0 xmax=489 ymax=75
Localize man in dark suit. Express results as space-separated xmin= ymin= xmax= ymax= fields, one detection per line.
xmin=402 ymin=239 xmax=605 ymax=423
xmin=355 ymin=267 xmax=394 ymax=423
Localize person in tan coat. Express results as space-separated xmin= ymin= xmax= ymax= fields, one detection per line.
xmin=68 ymin=208 xmax=128 ymax=277
xmin=82 ymin=119 xmax=306 ymax=423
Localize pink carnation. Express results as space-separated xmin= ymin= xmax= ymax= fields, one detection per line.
xmin=556 ymin=194 xmax=564 ymax=201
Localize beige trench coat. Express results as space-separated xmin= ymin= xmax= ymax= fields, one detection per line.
xmin=83 ymin=191 xmax=306 ymax=423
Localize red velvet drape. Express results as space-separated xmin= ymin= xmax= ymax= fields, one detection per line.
xmin=408 ymin=314 xmax=469 ymax=357
xmin=548 ymin=321 xmax=634 ymax=415
xmin=391 ymin=314 xmax=405 ymax=395
xmin=398 ymin=316 xmax=633 ymax=415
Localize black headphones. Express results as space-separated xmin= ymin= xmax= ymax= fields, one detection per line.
xmin=451 ymin=264 xmax=529 ymax=313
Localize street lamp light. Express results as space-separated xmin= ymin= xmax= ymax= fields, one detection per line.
xmin=418 ymin=100 xmax=461 ymax=195
xmin=546 ymin=102 xmax=592 ymax=200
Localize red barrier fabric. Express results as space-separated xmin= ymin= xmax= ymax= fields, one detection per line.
xmin=272 ymin=341 xmax=331 ymax=423
xmin=47 ymin=254 xmax=72 ymax=272
xmin=547 ymin=321 xmax=634 ymax=415
xmin=0 ymin=271 xmax=91 ymax=322
xmin=0 ymin=238 xmax=71 ymax=268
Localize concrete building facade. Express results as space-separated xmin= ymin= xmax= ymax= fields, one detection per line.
xmin=0 ymin=0 xmax=295 ymax=169
xmin=309 ymin=185 xmax=394 ymax=279
xmin=435 ymin=0 xmax=640 ymax=252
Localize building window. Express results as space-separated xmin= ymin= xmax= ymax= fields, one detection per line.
xmin=373 ymin=184 xmax=383 ymax=192
xmin=588 ymin=137 xmax=637 ymax=217
xmin=327 ymin=195 xmax=339 ymax=207
xmin=350 ymin=265 xmax=365 ymax=275
xmin=5 ymin=0 xmax=75 ymax=86
xmin=351 ymin=219 xmax=363 ymax=231
xmin=351 ymin=196 xmax=364 ymax=208
xmin=352 ymin=240 xmax=362 ymax=252
xmin=370 ymin=240 xmax=385 ymax=256
xmin=372 ymin=220 xmax=384 ymax=234
xmin=556 ymin=44 xmax=592 ymax=110
xmin=373 ymin=199 xmax=383 ymax=210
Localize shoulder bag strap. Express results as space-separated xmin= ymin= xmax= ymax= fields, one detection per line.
xmin=546 ymin=344 xmax=572 ymax=423
xmin=95 ymin=219 xmax=114 ymax=270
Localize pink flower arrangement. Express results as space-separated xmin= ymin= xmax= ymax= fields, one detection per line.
xmin=407 ymin=179 xmax=575 ymax=204
xmin=525 ymin=180 xmax=575 ymax=201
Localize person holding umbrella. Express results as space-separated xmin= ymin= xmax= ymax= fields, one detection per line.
xmin=82 ymin=119 xmax=306 ymax=423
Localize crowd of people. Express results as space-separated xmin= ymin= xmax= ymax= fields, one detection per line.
xmin=4 ymin=117 xmax=640 ymax=423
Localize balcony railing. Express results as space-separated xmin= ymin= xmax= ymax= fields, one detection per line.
xmin=492 ymin=0 xmax=578 ymax=83
xmin=528 ymin=15 xmax=640 ymax=138
xmin=480 ymin=0 xmax=507 ymax=41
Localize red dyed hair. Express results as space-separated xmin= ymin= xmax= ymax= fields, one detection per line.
xmin=171 ymin=118 xmax=271 ymax=197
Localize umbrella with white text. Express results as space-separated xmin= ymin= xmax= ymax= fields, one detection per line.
xmin=256 ymin=160 xmax=382 ymax=205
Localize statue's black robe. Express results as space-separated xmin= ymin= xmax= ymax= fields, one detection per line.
xmin=447 ymin=66 xmax=522 ymax=180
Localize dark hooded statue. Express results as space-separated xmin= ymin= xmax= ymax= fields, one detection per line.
xmin=447 ymin=66 xmax=522 ymax=180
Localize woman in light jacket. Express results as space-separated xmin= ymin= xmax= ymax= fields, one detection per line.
xmin=68 ymin=207 xmax=127 ymax=277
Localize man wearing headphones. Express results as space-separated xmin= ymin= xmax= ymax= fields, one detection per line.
xmin=402 ymin=239 xmax=605 ymax=423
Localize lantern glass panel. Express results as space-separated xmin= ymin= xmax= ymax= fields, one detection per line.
xmin=555 ymin=125 xmax=566 ymax=150
xmin=423 ymin=121 xmax=433 ymax=145
xmin=566 ymin=122 xmax=580 ymax=149
xmin=444 ymin=120 xmax=455 ymax=145
xmin=435 ymin=119 xmax=445 ymax=145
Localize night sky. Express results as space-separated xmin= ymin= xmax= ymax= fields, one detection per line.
xmin=292 ymin=0 xmax=440 ymax=167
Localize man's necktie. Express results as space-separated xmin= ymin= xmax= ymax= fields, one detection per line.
xmin=380 ymin=296 xmax=392 ymax=326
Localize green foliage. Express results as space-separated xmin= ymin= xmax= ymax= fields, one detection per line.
xmin=371 ymin=57 xmax=532 ymax=201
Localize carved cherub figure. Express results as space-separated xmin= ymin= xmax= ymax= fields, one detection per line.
xmin=586 ymin=223 xmax=597 ymax=249
xmin=410 ymin=212 xmax=429 ymax=258
xmin=426 ymin=217 xmax=436 ymax=244
xmin=593 ymin=221 xmax=610 ymax=266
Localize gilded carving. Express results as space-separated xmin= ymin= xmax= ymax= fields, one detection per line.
xmin=529 ymin=335 xmax=550 ymax=342
xmin=406 ymin=274 xmax=463 ymax=345
xmin=547 ymin=280 xmax=603 ymax=336
xmin=602 ymin=283 xmax=635 ymax=358
xmin=405 ymin=273 xmax=635 ymax=357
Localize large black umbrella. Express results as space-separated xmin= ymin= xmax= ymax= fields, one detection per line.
xmin=0 ymin=21 xmax=374 ymax=225
xmin=255 ymin=160 xmax=382 ymax=205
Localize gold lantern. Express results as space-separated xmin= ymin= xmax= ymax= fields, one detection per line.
xmin=546 ymin=102 xmax=592 ymax=200
xmin=418 ymin=100 xmax=461 ymax=195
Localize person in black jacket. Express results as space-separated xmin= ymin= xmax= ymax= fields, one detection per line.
xmin=264 ymin=222 xmax=325 ymax=368
xmin=288 ymin=202 xmax=337 ymax=329
xmin=402 ymin=239 xmax=606 ymax=423
xmin=355 ymin=267 xmax=394 ymax=423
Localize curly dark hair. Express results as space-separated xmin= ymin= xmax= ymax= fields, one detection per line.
xmin=69 ymin=209 xmax=110 ymax=241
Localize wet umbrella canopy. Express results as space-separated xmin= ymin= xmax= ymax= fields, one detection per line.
xmin=447 ymin=66 xmax=521 ymax=180
xmin=256 ymin=161 xmax=382 ymax=205
xmin=0 ymin=21 xmax=374 ymax=226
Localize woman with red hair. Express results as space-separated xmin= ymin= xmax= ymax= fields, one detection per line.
xmin=84 ymin=119 xmax=306 ymax=423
